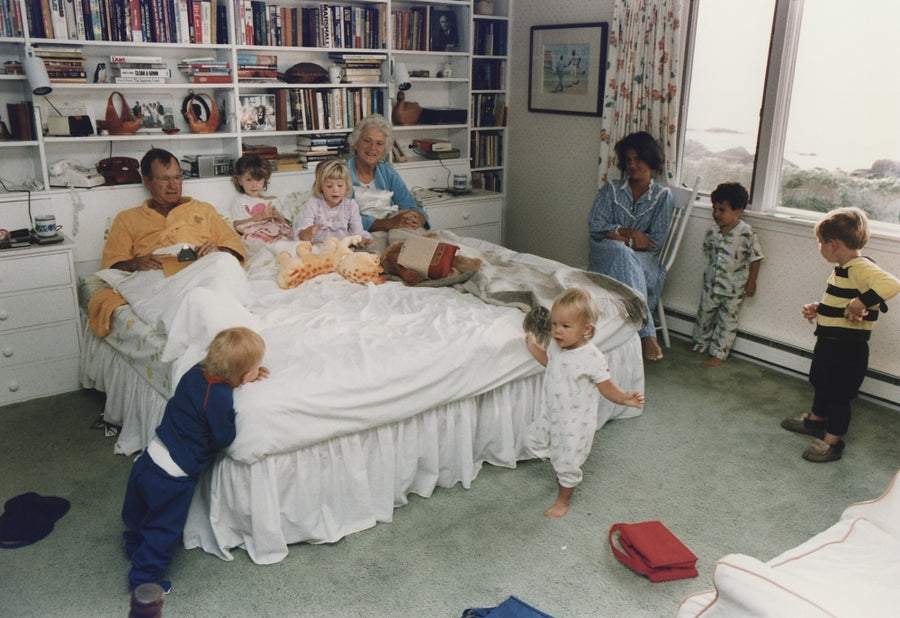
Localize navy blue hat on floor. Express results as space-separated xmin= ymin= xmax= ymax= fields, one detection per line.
xmin=0 ymin=492 xmax=71 ymax=549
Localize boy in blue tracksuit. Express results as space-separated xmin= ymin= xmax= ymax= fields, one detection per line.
xmin=121 ymin=327 xmax=268 ymax=592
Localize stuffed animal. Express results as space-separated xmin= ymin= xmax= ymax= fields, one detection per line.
xmin=522 ymin=305 xmax=552 ymax=348
xmin=381 ymin=235 xmax=482 ymax=286
xmin=276 ymin=236 xmax=384 ymax=289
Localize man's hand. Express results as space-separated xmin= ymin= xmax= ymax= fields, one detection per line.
xmin=116 ymin=254 xmax=162 ymax=271
xmin=195 ymin=241 xmax=220 ymax=258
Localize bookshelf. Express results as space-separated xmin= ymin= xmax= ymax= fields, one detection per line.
xmin=0 ymin=0 xmax=510 ymax=240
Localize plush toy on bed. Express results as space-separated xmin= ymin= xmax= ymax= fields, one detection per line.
xmin=522 ymin=305 xmax=552 ymax=348
xmin=381 ymin=234 xmax=482 ymax=286
xmin=276 ymin=236 xmax=385 ymax=289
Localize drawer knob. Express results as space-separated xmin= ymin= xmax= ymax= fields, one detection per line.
xmin=7 ymin=380 xmax=18 ymax=392
xmin=0 ymin=308 xmax=7 ymax=321
xmin=2 ymin=346 xmax=12 ymax=358
xmin=462 ymin=213 xmax=470 ymax=220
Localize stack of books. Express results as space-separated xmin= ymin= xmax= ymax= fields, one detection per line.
xmin=33 ymin=45 xmax=87 ymax=83
xmin=241 ymin=143 xmax=279 ymax=170
xmin=108 ymin=54 xmax=169 ymax=84
xmin=237 ymin=52 xmax=278 ymax=83
xmin=327 ymin=52 xmax=385 ymax=83
xmin=297 ymin=134 xmax=348 ymax=166
xmin=177 ymin=56 xmax=232 ymax=84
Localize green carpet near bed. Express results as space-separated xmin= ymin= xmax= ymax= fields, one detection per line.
xmin=1 ymin=340 xmax=897 ymax=618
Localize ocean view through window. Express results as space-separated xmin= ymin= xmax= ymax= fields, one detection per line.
xmin=681 ymin=0 xmax=900 ymax=227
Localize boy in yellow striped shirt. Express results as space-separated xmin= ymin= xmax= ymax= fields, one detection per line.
xmin=781 ymin=207 xmax=900 ymax=462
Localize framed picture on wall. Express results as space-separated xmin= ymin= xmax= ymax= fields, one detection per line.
xmin=528 ymin=22 xmax=608 ymax=116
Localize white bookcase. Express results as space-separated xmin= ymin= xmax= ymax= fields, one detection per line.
xmin=0 ymin=0 xmax=511 ymax=242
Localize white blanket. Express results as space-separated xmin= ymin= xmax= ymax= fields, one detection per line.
xmin=98 ymin=239 xmax=642 ymax=464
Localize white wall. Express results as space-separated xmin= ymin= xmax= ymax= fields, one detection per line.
xmin=506 ymin=0 xmax=613 ymax=265
xmin=507 ymin=2 xmax=900 ymax=395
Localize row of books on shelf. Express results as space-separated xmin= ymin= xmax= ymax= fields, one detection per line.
xmin=286 ymin=87 xmax=384 ymax=132
xmin=473 ymin=20 xmax=508 ymax=57
xmin=470 ymin=132 xmax=503 ymax=169
xmin=14 ymin=0 xmax=226 ymax=44
xmin=5 ymin=102 xmax=36 ymax=140
xmin=235 ymin=89 xmax=383 ymax=134
xmin=391 ymin=5 xmax=462 ymax=53
xmin=471 ymin=94 xmax=506 ymax=128
xmin=236 ymin=2 xmax=385 ymax=50
xmin=470 ymin=170 xmax=502 ymax=193
xmin=243 ymin=139 xmax=347 ymax=171
xmin=33 ymin=45 xmax=87 ymax=83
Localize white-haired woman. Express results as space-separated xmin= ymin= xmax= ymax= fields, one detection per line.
xmin=346 ymin=114 xmax=428 ymax=252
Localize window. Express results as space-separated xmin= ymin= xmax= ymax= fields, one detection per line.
xmin=680 ymin=0 xmax=900 ymax=227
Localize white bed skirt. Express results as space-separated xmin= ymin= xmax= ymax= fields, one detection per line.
xmin=81 ymin=325 xmax=643 ymax=564
xmin=183 ymin=373 xmax=545 ymax=564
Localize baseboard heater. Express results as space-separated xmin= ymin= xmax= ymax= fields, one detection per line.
xmin=663 ymin=308 xmax=900 ymax=409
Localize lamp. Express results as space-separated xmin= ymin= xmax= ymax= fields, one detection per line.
xmin=24 ymin=47 xmax=52 ymax=96
xmin=393 ymin=61 xmax=411 ymax=92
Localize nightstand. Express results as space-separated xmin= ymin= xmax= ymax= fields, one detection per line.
xmin=425 ymin=190 xmax=504 ymax=245
xmin=0 ymin=239 xmax=81 ymax=404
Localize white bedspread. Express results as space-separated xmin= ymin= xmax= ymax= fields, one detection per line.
xmin=93 ymin=237 xmax=642 ymax=464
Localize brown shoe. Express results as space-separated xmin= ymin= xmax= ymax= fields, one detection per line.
xmin=802 ymin=439 xmax=845 ymax=463
xmin=781 ymin=412 xmax=825 ymax=438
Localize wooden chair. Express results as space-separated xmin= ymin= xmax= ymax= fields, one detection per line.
xmin=656 ymin=177 xmax=701 ymax=347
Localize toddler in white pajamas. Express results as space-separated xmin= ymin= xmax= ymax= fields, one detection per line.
xmin=524 ymin=288 xmax=644 ymax=518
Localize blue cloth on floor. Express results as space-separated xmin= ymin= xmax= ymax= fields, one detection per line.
xmin=461 ymin=596 xmax=554 ymax=618
xmin=0 ymin=492 xmax=70 ymax=549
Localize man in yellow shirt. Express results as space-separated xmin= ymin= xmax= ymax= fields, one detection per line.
xmin=101 ymin=148 xmax=246 ymax=272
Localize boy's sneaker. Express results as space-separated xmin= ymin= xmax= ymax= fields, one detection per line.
xmin=781 ymin=412 xmax=826 ymax=438
xmin=802 ymin=438 xmax=844 ymax=463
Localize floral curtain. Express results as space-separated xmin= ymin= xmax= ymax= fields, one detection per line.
xmin=598 ymin=0 xmax=684 ymax=185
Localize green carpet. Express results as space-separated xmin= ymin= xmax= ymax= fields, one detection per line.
xmin=1 ymin=341 xmax=897 ymax=617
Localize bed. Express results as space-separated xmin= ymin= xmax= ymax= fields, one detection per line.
xmin=79 ymin=229 xmax=645 ymax=565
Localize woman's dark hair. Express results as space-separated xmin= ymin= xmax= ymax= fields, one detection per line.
xmin=140 ymin=148 xmax=178 ymax=179
xmin=614 ymin=131 xmax=665 ymax=174
xmin=710 ymin=182 xmax=749 ymax=210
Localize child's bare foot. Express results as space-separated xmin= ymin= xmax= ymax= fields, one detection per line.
xmin=544 ymin=499 xmax=570 ymax=518
xmin=545 ymin=484 xmax=574 ymax=518
xmin=641 ymin=336 xmax=663 ymax=361
xmin=702 ymin=357 xmax=724 ymax=367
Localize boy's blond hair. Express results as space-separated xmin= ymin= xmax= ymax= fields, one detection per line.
xmin=552 ymin=288 xmax=600 ymax=336
xmin=816 ymin=206 xmax=869 ymax=250
xmin=201 ymin=327 xmax=265 ymax=385
xmin=312 ymin=158 xmax=351 ymax=198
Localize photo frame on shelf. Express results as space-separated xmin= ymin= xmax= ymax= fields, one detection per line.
xmin=238 ymin=94 xmax=277 ymax=131
xmin=430 ymin=8 xmax=460 ymax=52
xmin=129 ymin=94 xmax=177 ymax=132
xmin=528 ymin=22 xmax=608 ymax=116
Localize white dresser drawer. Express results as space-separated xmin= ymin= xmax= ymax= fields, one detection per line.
xmin=1 ymin=357 xmax=81 ymax=405
xmin=0 ymin=322 xmax=81 ymax=368
xmin=0 ymin=252 xmax=73 ymax=294
xmin=0 ymin=288 xmax=78 ymax=332
xmin=426 ymin=197 xmax=503 ymax=231
xmin=447 ymin=223 xmax=502 ymax=245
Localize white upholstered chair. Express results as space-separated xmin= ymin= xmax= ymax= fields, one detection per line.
xmin=655 ymin=177 xmax=701 ymax=347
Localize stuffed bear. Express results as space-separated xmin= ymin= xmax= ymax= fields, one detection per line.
xmin=381 ymin=234 xmax=482 ymax=286
xmin=276 ymin=236 xmax=384 ymax=289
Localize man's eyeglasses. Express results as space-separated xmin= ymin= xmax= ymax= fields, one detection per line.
xmin=153 ymin=175 xmax=184 ymax=183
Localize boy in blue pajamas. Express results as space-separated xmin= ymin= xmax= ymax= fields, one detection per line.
xmin=692 ymin=182 xmax=763 ymax=366
xmin=122 ymin=327 xmax=268 ymax=592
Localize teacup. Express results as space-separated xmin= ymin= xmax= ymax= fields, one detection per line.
xmin=34 ymin=215 xmax=62 ymax=238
